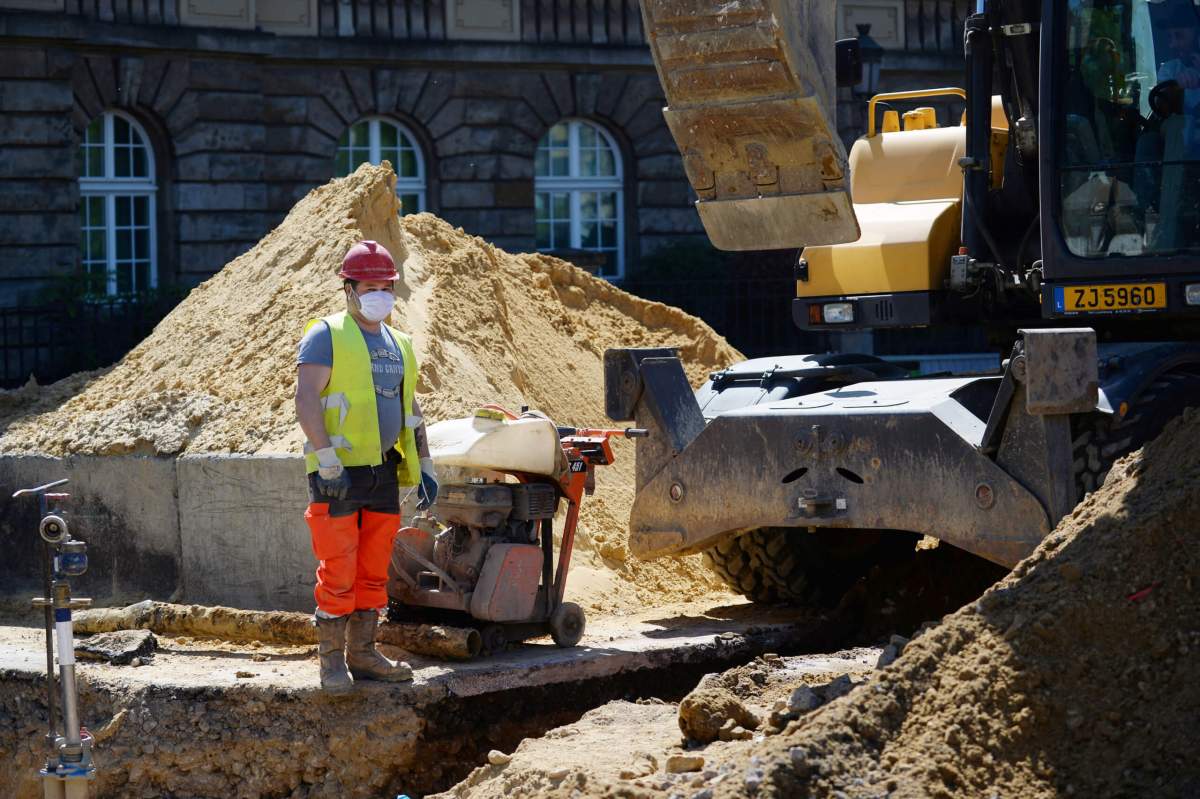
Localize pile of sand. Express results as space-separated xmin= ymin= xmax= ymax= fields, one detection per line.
xmin=676 ymin=407 xmax=1200 ymax=797
xmin=0 ymin=163 xmax=741 ymax=613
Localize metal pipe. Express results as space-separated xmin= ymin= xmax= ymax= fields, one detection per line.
xmin=52 ymin=583 xmax=82 ymax=754
xmin=40 ymin=537 xmax=58 ymax=755
xmin=58 ymin=668 xmax=80 ymax=750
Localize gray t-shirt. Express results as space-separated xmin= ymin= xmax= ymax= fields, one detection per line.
xmin=297 ymin=322 xmax=404 ymax=455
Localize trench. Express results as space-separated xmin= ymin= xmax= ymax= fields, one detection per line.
xmin=0 ymin=541 xmax=1004 ymax=799
xmin=406 ymin=648 xmax=804 ymax=796
xmin=0 ymin=622 xmax=843 ymax=799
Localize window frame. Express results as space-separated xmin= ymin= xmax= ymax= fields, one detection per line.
xmin=78 ymin=110 xmax=159 ymax=297
xmin=334 ymin=117 xmax=427 ymax=214
xmin=535 ymin=118 xmax=626 ymax=280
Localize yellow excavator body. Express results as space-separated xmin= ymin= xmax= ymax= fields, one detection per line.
xmin=798 ymin=96 xmax=1010 ymax=301
xmin=799 ymin=126 xmax=966 ymax=297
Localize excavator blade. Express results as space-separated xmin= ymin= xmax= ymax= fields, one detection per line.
xmin=640 ymin=0 xmax=860 ymax=250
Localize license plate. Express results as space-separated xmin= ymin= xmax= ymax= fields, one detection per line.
xmin=1054 ymin=282 xmax=1167 ymax=313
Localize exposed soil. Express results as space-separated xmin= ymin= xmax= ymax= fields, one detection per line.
xmin=431 ymin=651 xmax=879 ymax=799
xmin=0 ymin=163 xmax=740 ymax=615
xmin=0 ymin=599 xmax=826 ymax=799
xmin=442 ymin=407 xmax=1200 ymax=798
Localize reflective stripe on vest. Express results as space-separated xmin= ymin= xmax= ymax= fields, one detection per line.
xmin=302 ymin=311 xmax=421 ymax=486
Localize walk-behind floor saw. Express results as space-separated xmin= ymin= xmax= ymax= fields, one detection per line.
xmin=386 ymin=405 xmax=644 ymax=656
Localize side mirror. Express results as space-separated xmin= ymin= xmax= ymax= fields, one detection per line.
xmin=835 ymin=38 xmax=863 ymax=88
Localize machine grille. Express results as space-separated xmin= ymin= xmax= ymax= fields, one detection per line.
xmin=874 ymin=298 xmax=894 ymax=322
xmin=510 ymin=483 xmax=559 ymax=521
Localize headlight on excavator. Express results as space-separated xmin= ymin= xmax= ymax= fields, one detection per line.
xmin=822 ymin=303 xmax=855 ymax=324
xmin=1186 ymin=284 xmax=1200 ymax=306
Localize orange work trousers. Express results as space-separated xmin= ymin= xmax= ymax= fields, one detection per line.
xmin=305 ymin=459 xmax=403 ymax=616
xmin=306 ymin=505 xmax=399 ymax=616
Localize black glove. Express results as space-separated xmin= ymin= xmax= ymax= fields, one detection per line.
xmin=314 ymin=447 xmax=351 ymax=501
xmin=316 ymin=470 xmax=351 ymax=501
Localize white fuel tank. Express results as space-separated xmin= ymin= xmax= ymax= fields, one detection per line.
xmin=429 ymin=411 xmax=563 ymax=477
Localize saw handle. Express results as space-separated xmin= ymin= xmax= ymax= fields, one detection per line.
xmin=557 ymin=426 xmax=649 ymax=440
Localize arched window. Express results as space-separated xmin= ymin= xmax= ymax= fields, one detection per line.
xmin=535 ymin=119 xmax=624 ymax=279
xmin=78 ymin=111 xmax=158 ymax=295
xmin=335 ymin=118 xmax=426 ymax=214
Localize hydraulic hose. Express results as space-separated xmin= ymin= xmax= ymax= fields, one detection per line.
xmin=962 ymin=13 xmax=1006 ymax=269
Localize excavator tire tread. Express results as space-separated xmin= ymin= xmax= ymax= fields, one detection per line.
xmin=703 ymin=528 xmax=826 ymax=606
xmin=1072 ymin=369 xmax=1200 ymax=498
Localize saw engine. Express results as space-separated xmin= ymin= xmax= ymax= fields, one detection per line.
xmin=425 ymin=480 xmax=558 ymax=591
xmin=389 ymin=475 xmax=563 ymax=627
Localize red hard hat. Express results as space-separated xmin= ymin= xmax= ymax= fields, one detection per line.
xmin=338 ymin=240 xmax=399 ymax=281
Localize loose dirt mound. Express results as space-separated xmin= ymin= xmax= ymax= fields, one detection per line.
xmin=0 ymin=163 xmax=740 ymax=613
xmin=516 ymin=408 xmax=1200 ymax=798
xmin=432 ymin=408 xmax=1200 ymax=798
xmin=738 ymin=408 xmax=1200 ymax=798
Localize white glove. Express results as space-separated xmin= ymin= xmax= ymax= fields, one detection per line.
xmin=419 ymin=456 xmax=436 ymax=479
xmin=315 ymin=447 xmax=344 ymax=480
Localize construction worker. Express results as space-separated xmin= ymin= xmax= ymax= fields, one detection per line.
xmin=295 ymin=239 xmax=439 ymax=693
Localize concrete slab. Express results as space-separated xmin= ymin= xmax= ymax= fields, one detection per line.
xmin=0 ymin=602 xmax=819 ymax=696
xmin=0 ymin=455 xmax=180 ymax=604
xmin=176 ymin=453 xmax=315 ymax=612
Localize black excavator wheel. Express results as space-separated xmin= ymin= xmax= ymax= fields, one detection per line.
xmin=1071 ymin=369 xmax=1200 ymax=499
xmin=702 ymin=527 xmax=915 ymax=608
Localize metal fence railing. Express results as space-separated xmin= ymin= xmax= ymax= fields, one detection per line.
xmin=622 ymin=278 xmax=832 ymax=359
xmin=0 ymin=291 xmax=183 ymax=389
xmin=622 ymin=278 xmax=996 ymax=363
xmin=0 ymin=279 xmax=998 ymax=388
xmin=61 ymin=0 xmax=960 ymax=53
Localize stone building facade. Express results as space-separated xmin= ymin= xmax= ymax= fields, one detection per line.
xmin=0 ymin=0 xmax=703 ymax=305
xmin=0 ymin=0 xmax=967 ymax=308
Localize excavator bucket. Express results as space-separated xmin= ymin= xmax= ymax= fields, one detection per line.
xmin=640 ymin=0 xmax=860 ymax=250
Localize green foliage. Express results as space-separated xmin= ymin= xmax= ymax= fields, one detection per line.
xmin=623 ymin=238 xmax=729 ymax=286
xmin=32 ymin=274 xmax=187 ymax=310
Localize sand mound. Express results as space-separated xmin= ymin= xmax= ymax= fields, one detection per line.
xmin=0 ymin=163 xmax=741 ymax=613
xmin=695 ymin=407 xmax=1200 ymax=797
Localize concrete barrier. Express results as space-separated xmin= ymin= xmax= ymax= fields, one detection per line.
xmin=0 ymin=455 xmax=181 ymax=605
xmin=178 ymin=454 xmax=315 ymax=611
xmin=0 ymin=453 xmax=323 ymax=612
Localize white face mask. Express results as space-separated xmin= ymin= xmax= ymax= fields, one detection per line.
xmin=356 ymin=290 xmax=395 ymax=322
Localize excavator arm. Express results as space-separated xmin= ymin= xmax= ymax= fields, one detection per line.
xmin=640 ymin=0 xmax=860 ymax=250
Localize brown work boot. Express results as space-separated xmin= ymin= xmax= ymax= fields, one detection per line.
xmin=345 ymin=610 xmax=413 ymax=682
xmin=315 ymin=614 xmax=354 ymax=694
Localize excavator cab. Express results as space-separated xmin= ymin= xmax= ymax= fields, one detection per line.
xmin=645 ymin=0 xmax=1200 ymax=331
xmin=1042 ymin=0 xmax=1200 ymax=318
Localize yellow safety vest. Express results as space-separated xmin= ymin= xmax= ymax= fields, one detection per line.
xmin=302 ymin=311 xmax=421 ymax=486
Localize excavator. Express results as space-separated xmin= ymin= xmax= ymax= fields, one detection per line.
xmin=605 ymin=0 xmax=1200 ymax=605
